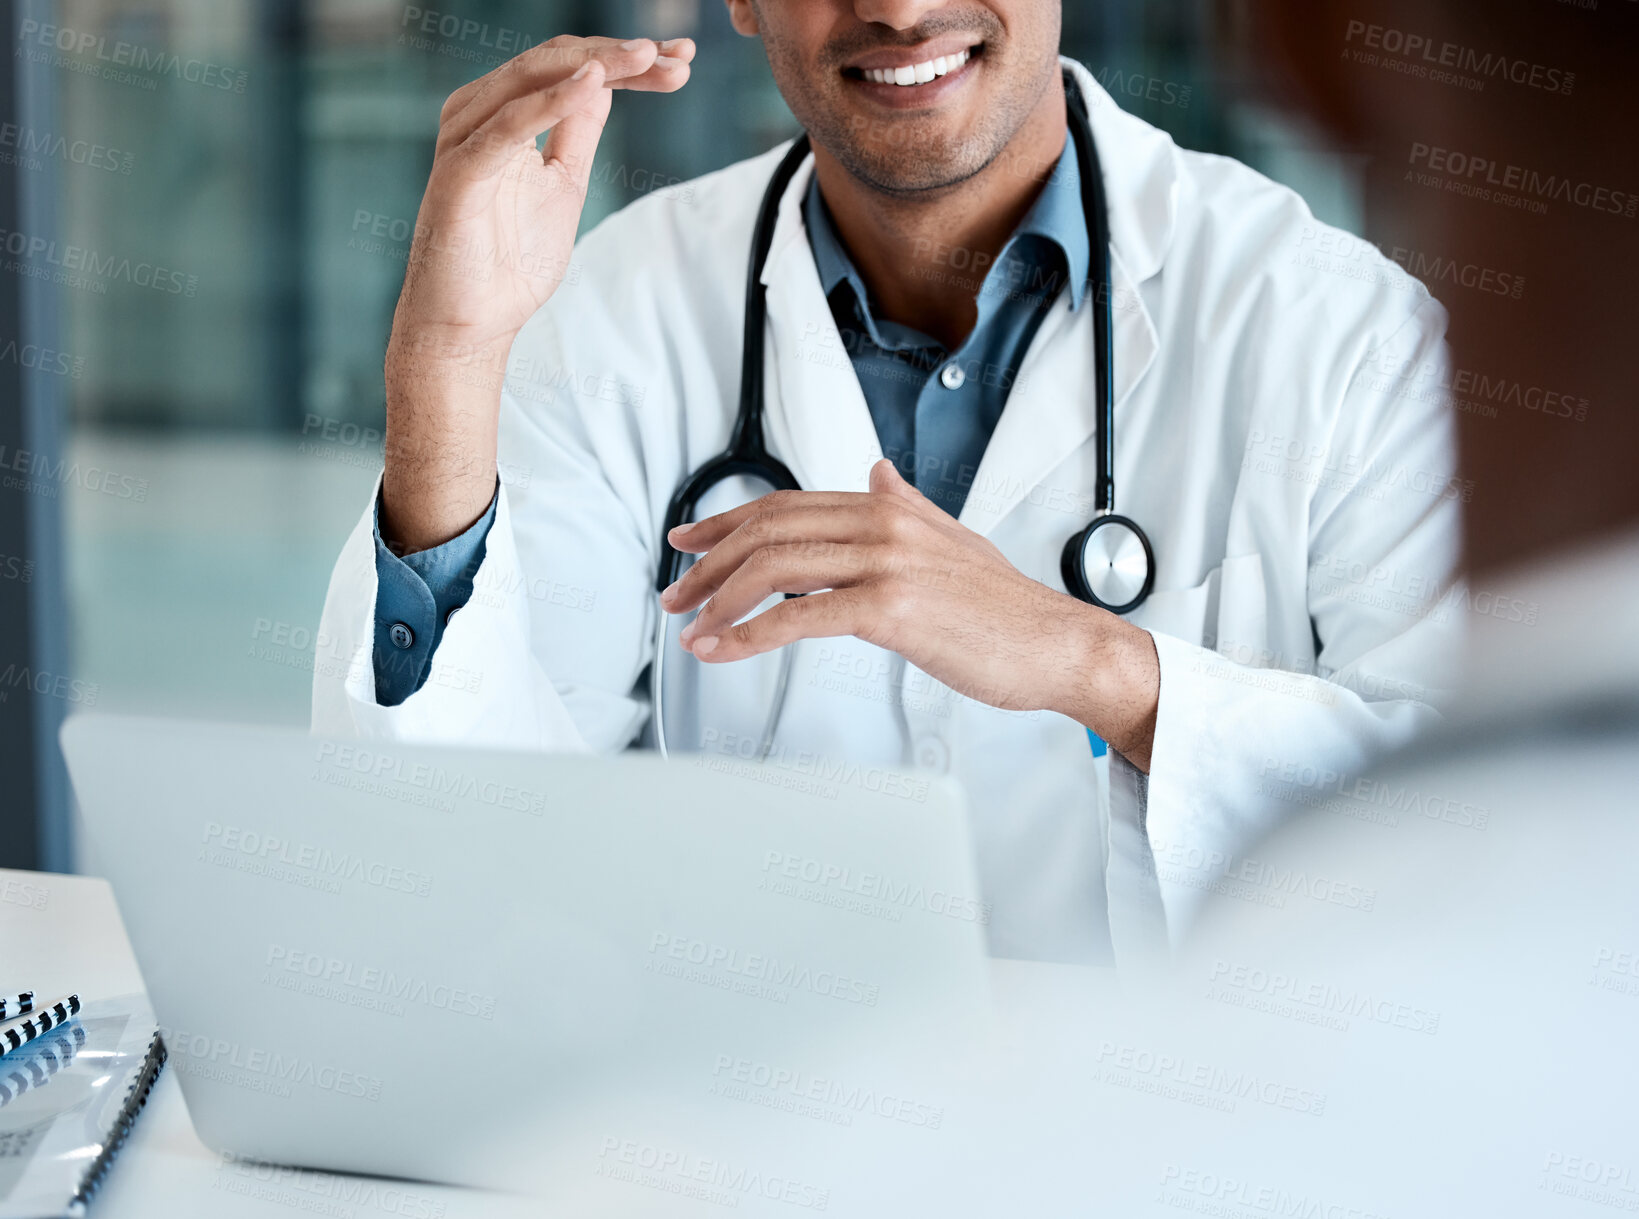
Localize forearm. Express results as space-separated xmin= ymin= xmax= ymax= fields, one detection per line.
xmin=1050 ymin=602 xmax=1160 ymax=773
xmin=380 ymin=328 xmax=510 ymax=554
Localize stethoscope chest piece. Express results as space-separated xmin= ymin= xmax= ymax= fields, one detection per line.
xmin=1062 ymin=513 xmax=1154 ymax=615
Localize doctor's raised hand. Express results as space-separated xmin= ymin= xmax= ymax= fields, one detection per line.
xmin=379 ymin=36 xmax=695 ymax=555
xmin=664 ymin=459 xmax=1163 ymax=771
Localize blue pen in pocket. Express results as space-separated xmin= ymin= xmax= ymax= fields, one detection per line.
xmin=1087 ymin=729 xmax=1108 ymax=757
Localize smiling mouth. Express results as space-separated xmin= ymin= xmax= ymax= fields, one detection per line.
xmin=842 ymin=43 xmax=984 ymax=88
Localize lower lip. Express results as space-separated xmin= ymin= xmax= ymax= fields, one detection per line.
xmin=844 ymin=52 xmax=980 ymax=109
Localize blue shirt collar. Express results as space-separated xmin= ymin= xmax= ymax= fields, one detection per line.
xmin=802 ymin=131 xmax=1091 ymax=350
xmin=1008 ymin=134 xmax=1090 ymax=312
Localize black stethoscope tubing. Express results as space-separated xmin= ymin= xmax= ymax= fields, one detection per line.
xmin=655 ymin=69 xmax=1154 ymax=610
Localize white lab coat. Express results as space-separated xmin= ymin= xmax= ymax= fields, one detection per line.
xmin=313 ymin=60 xmax=1462 ymax=966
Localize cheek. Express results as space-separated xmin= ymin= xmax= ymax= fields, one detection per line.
xmin=988 ymin=1 xmax=1063 ymax=80
xmin=757 ymin=3 xmax=841 ymax=78
xmin=1001 ymin=0 xmax=1062 ymax=44
xmin=758 ymin=38 xmax=831 ymax=137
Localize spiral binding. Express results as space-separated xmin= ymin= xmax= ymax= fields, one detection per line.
xmin=67 ymin=1031 xmax=168 ymax=1214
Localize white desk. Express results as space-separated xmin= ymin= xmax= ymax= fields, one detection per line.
xmin=2 ymin=868 xmax=1113 ymax=1219
xmin=17 ymin=865 xmax=1585 ymax=1217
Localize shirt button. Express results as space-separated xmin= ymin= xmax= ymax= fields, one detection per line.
xmin=939 ymin=362 xmax=966 ymax=391
xmin=914 ymin=735 xmax=950 ymax=775
xmin=388 ymin=622 xmax=415 ymax=650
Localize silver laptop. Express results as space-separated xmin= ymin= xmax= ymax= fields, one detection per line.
xmin=62 ymin=714 xmax=990 ymax=1201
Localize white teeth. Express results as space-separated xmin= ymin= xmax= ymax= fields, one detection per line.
xmin=863 ymin=48 xmax=971 ymax=87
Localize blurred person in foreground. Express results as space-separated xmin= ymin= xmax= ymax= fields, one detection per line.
xmin=1167 ymin=4 xmax=1639 ymax=1211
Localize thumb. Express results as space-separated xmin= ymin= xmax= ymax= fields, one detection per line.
xmin=869 ymin=457 xmax=925 ymax=502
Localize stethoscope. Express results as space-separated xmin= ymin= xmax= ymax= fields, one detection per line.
xmin=651 ymin=71 xmax=1154 ymax=761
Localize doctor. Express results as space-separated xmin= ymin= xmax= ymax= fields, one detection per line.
xmin=316 ymin=1 xmax=1461 ymax=965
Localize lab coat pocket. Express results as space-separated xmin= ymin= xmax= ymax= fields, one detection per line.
xmin=1211 ymin=552 xmax=1270 ymax=665
xmin=1126 ymin=553 xmax=1268 ymax=657
xmin=1128 ymin=566 xmax=1222 ymax=649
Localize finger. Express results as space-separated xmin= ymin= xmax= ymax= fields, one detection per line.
xmin=443 ymin=39 xmax=642 ymax=148
xmin=613 ymin=37 xmax=697 ymax=91
xmin=689 ymin=587 xmax=872 ymax=664
xmin=669 ymin=490 xmax=869 ymax=554
xmin=442 ymin=37 xmax=663 ymax=148
xmin=541 ymin=67 xmax=615 ymax=188
xmin=683 ymin=542 xmax=885 ymax=644
xmin=465 ymin=62 xmax=610 ymax=168
xmin=868 ymin=457 xmax=928 ymax=504
xmin=663 ymin=501 xmax=885 ymax=612
xmin=655 ymin=37 xmax=698 ymax=66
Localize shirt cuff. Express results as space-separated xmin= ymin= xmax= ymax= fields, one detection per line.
xmin=371 ymin=486 xmax=498 ymax=706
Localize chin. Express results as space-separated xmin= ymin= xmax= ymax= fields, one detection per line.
xmin=833 ymin=123 xmax=994 ymax=197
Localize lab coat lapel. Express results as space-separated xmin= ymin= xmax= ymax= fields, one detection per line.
xmin=958 ymin=59 xmax=1175 ymax=537
xmin=959 ymin=252 xmax=1159 ymax=538
xmin=759 ymin=155 xmax=884 ymax=494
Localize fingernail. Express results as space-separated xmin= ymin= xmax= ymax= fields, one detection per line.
xmin=679 ymin=620 xmax=696 ymax=644
xmin=659 ymin=38 xmax=688 ymax=52
xmin=668 ymin=522 xmax=694 ymax=540
xmin=660 ymin=580 xmax=679 ymax=605
xmin=621 ymin=38 xmax=650 ymax=50
xmin=571 ymin=61 xmax=594 ymax=80
xmin=654 ymin=54 xmax=684 ymax=69
xmin=693 ymin=636 xmax=719 ymax=656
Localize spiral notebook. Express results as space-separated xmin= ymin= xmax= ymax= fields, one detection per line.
xmin=0 ymin=993 xmax=166 ymax=1219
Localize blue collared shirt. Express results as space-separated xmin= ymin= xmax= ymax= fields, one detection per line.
xmin=801 ymin=135 xmax=1089 ymax=517
xmin=370 ymin=135 xmax=1089 ymax=705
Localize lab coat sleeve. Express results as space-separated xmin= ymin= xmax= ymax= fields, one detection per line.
xmin=310 ymin=298 xmax=660 ymax=753
xmin=1105 ymin=296 xmax=1464 ymax=956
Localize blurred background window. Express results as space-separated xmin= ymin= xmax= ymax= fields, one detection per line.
xmin=1 ymin=0 xmax=1359 ymax=868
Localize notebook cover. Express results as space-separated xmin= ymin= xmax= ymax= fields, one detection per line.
xmin=0 ymin=995 xmax=165 ymax=1219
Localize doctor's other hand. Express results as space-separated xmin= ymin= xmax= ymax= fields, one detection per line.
xmin=662 ymin=460 xmax=1163 ymax=772
xmin=380 ymin=35 xmax=695 ymax=554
